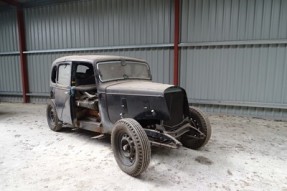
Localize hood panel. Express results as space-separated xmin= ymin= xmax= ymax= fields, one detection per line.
xmin=105 ymin=80 xmax=174 ymax=96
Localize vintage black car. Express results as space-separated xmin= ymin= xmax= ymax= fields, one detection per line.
xmin=47 ymin=55 xmax=211 ymax=176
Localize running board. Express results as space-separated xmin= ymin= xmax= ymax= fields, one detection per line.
xmin=91 ymin=134 xmax=106 ymax=139
xmin=78 ymin=120 xmax=103 ymax=134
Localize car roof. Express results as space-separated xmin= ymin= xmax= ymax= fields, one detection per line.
xmin=52 ymin=55 xmax=146 ymax=66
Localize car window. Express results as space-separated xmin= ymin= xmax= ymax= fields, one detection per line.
xmin=98 ymin=61 xmax=150 ymax=82
xmin=77 ymin=65 xmax=89 ymax=73
xmin=58 ymin=64 xmax=71 ymax=86
xmin=51 ymin=66 xmax=57 ymax=83
xmin=75 ymin=63 xmax=96 ymax=85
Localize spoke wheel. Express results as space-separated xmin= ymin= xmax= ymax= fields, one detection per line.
xmin=181 ymin=107 xmax=211 ymax=149
xmin=111 ymin=118 xmax=151 ymax=177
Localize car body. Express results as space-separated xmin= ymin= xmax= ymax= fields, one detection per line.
xmin=47 ymin=55 xmax=211 ymax=176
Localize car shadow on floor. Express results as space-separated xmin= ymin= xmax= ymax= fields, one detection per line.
xmin=57 ymin=127 xmax=220 ymax=184
xmin=0 ymin=111 xmax=17 ymax=119
xmin=59 ymin=127 xmax=214 ymax=160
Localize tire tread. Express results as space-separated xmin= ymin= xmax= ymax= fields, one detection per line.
xmin=111 ymin=118 xmax=151 ymax=177
xmin=181 ymin=106 xmax=211 ymax=149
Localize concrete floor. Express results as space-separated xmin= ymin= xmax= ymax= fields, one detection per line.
xmin=0 ymin=103 xmax=286 ymax=191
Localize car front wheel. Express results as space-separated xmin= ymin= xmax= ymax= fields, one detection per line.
xmin=111 ymin=118 xmax=151 ymax=177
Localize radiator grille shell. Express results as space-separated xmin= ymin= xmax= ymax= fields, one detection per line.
xmin=163 ymin=88 xmax=184 ymax=129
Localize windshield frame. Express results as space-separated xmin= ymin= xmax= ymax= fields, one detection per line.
xmin=96 ymin=60 xmax=152 ymax=82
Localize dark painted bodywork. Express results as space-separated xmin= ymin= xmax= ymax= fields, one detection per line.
xmin=49 ymin=55 xmax=190 ymax=134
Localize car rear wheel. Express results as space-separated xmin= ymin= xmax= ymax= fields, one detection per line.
xmin=46 ymin=101 xmax=62 ymax=132
xmin=180 ymin=106 xmax=211 ymax=149
xmin=111 ymin=118 xmax=151 ymax=177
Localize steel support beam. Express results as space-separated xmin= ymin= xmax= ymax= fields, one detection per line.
xmin=17 ymin=8 xmax=29 ymax=103
xmin=179 ymin=39 xmax=287 ymax=47
xmin=23 ymin=43 xmax=174 ymax=54
xmin=173 ymin=0 xmax=180 ymax=86
xmin=0 ymin=51 xmax=20 ymax=56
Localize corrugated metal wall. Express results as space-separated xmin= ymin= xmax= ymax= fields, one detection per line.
xmin=24 ymin=0 xmax=173 ymax=50
xmin=181 ymin=45 xmax=287 ymax=104
xmin=180 ymin=0 xmax=287 ymax=120
xmin=1 ymin=0 xmax=287 ymax=120
xmin=181 ymin=0 xmax=287 ymax=42
xmin=22 ymin=0 xmax=174 ymax=103
xmin=0 ymin=9 xmax=19 ymax=52
xmin=0 ymin=9 xmax=22 ymax=102
xmin=0 ymin=56 xmax=22 ymax=93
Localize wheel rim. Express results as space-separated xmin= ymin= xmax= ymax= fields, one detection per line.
xmin=186 ymin=117 xmax=206 ymax=139
xmin=48 ymin=106 xmax=56 ymax=126
xmin=117 ymin=132 xmax=135 ymax=166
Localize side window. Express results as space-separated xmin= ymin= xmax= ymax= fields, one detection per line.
xmin=75 ymin=63 xmax=96 ymax=85
xmin=51 ymin=66 xmax=57 ymax=83
xmin=58 ymin=64 xmax=71 ymax=86
xmin=77 ymin=65 xmax=89 ymax=73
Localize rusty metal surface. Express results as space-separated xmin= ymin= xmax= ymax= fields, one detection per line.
xmin=173 ymin=0 xmax=180 ymax=86
xmin=17 ymin=7 xmax=29 ymax=103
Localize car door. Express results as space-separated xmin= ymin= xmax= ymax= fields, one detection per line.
xmin=55 ymin=62 xmax=73 ymax=125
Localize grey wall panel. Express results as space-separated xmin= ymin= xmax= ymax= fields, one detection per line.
xmin=181 ymin=0 xmax=287 ymax=42
xmin=193 ymin=104 xmax=287 ymax=121
xmin=0 ymin=9 xmax=21 ymax=98
xmin=0 ymin=56 xmax=22 ymax=93
xmin=29 ymin=97 xmax=48 ymax=104
xmin=26 ymin=48 xmax=173 ymax=94
xmin=180 ymin=44 xmax=287 ymax=106
xmin=180 ymin=0 xmax=287 ymax=120
xmin=0 ymin=96 xmax=22 ymax=103
xmin=0 ymin=9 xmax=19 ymax=52
xmin=24 ymin=0 xmax=173 ymax=51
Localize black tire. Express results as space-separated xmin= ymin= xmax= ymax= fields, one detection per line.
xmin=111 ymin=118 xmax=151 ymax=177
xmin=181 ymin=106 xmax=211 ymax=150
xmin=46 ymin=101 xmax=62 ymax=132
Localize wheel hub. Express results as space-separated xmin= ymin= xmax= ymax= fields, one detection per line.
xmin=187 ymin=118 xmax=206 ymax=138
xmin=49 ymin=107 xmax=56 ymax=125
xmin=120 ymin=134 xmax=135 ymax=159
